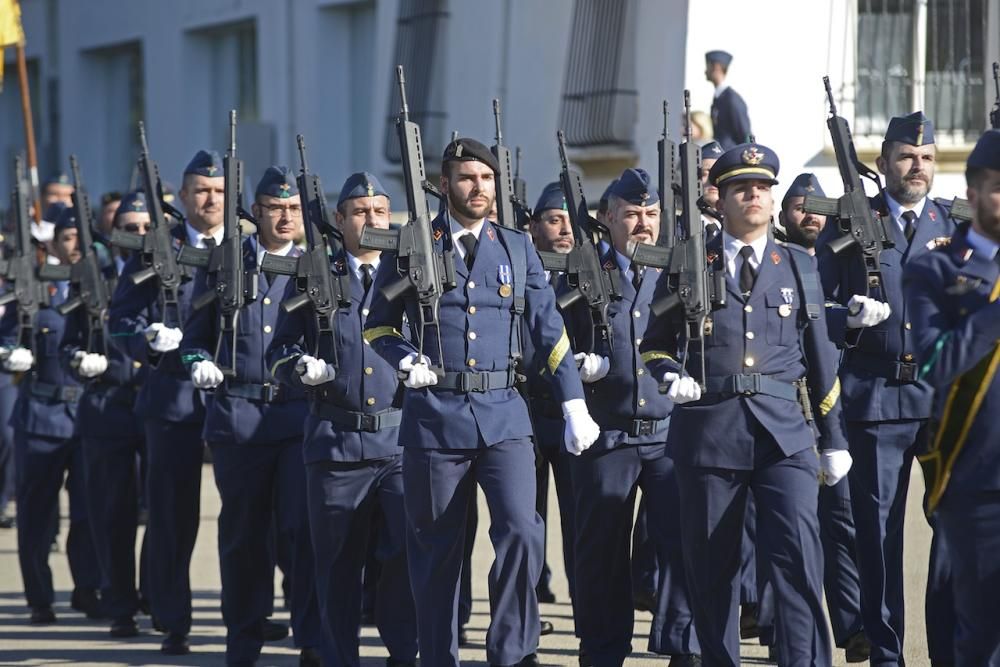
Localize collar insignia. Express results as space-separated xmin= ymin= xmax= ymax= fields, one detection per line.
xmin=486 ymin=226 xmax=495 ymax=241
xmin=771 ymin=250 xmax=781 ymax=265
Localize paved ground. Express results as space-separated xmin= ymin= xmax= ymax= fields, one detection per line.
xmin=0 ymin=464 xmax=936 ymax=666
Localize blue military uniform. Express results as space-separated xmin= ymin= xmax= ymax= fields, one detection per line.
xmin=363 ymin=138 xmax=586 ymax=667
xmin=107 ymin=150 xmax=219 ymax=645
xmin=564 ymin=169 xmax=698 ymax=665
xmin=816 ymin=113 xmax=955 ymax=666
xmin=640 ymin=143 xmax=846 ymax=666
xmin=60 ymin=191 xmax=149 ymax=632
xmin=265 ymin=172 xmax=417 ymax=667
xmin=903 ymin=130 xmax=1000 ymax=667
xmin=181 ymin=166 xmax=320 ymax=665
xmin=706 ymin=51 xmax=752 ymax=150
xmin=1 ymin=207 xmax=99 ymax=619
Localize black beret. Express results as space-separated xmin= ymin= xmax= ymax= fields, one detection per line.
xmin=442 ymin=138 xmax=500 ymax=174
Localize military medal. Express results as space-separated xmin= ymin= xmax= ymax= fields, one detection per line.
xmin=778 ymin=304 xmax=792 ymax=317
xmin=778 ymin=287 xmax=794 ymax=317
xmin=498 ymin=264 xmax=513 ymax=298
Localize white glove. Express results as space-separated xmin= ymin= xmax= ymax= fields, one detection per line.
xmin=562 ymin=398 xmax=600 ymax=455
xmin=574 ymin=352 xmax=610 ymax=383
xmin=73 ymin=350 xmax=108 ymax=378
xmin=191 ymin=360 xmax=225 ymax=389
xmin=846 ymin=295 xmax=892 ymax=329
xmin=820 ymin=449 xmax=853 ymax=486
xmin=295 ymin=355 xmax=337 ymax=386
xmin=399 ymin=352 xmax=438 ymax=389
xmin=662 ymin=372 xmax=701 ymax=404
xmin=144 ymin=323 xmax=183 ymax=353
xmin=3 ymin=347 xmax=33 ymax=372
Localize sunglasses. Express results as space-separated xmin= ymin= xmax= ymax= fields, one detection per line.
xmin=123 ymin=222 xmax=152 ymax=233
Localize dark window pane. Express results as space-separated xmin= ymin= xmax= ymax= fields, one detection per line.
xmin=856 ymin=0 xmax=914 ymax=136
xmin=925 ymin=0 xmax=986 ymax=135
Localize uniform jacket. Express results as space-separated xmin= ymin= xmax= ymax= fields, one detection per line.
xmin=364 ymin=214 xmax=585 ymax=450
xmin=817 ymin=195 xmax=955 ymax=422
xmin=640 ymin=235 xmax=848 ymax=469
xmin=267 ymin=252 xmax=403 ymax=464
xmin=711 ymin=87 xmax=752 ymax=150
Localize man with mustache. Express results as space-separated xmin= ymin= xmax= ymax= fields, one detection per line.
xmin=816 ymin=112 xmax=957 ymax=667
xmin=567 ymin=169 xmax=699 ymax=667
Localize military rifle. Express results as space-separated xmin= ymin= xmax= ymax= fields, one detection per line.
xmin=514 ymin=147 xmax=530 ymax=229
xmin=357 ymin=65 xmax=458 ymax=376
xmin=176 ymin=110 xmax=257 ymax=376
xmin=658 ymin=101 xmax=679 ymax=248
xmin=950 ymin=62 xmax=1000 ymax=221
xmin=37 ymin=156 xmax=111 ymax=355
xmin=0 ymin=156 xmax=50 ymax=353
xmin=491 ymin=99 xmax=518 ymax=229
xmin=111 ymin=122 xmax=187 ymax=328
xmin=802 ymin=76 xmax=893 ymax=297
xmin=535 ymin=131 xmax=622 ymax=352
xmin=259 ymin=134 xmax=351 ymax=367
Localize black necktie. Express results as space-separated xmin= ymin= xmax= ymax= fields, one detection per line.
xmin=706 ymin=222 xmax=721 ymax=238
xmin=459 ymin=233 xmax=478 ymax=270
xmin=902 ymin=210 xmax=917 ymax=243
xmin=361 ymin=263 xmax=373 ymax=294
xmin=202 ymin=236 xmax=216 ymax=249
xmin=738 ymin=245 xmax=757 ymax=295
xmin=629 ymin=263 xmax=643 ymax=291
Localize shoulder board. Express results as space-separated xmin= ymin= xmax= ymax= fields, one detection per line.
xmin=493 ymin=223 xmax=526 ymax=238
xmin=933 ymin=197 xmax=953 ymax=210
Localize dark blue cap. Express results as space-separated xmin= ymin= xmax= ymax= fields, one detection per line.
xmin=183 ymin=150 xmax=224 ymax=177
xmin=598 ymin=179 xmax=619 ymax=211
xmin=705 ymin=50 xmax=733 ymax=67
xmin=533 ymin=182 xmax=567 ymax=215
xmin=782 ymin=173 xmax=825 ymax=206
xmin=967 ymin=129 xmax=1000 ymax=171
xmin=255 ymin=166 xmax=298 ymax=200
xmin=54 ymin=206 xmax=78 ymax=234
xmin=42 ymin=201 xmax=68 ymax=224
xmin=442 ymin=138 xmax=500 ymax=173
xmin=43 ymin=172 xmax=71 ymax=188
xmin=115 ymin=191 xmax=148 ymax=219
xmin=337 ymin=172 xmax=389 ymax=209
xmin=884 ymin=111 xmax=935 ymax=146
xmin=709 ymin=142 xmax=780 ymax=187
xmin=607 ymin=168 xmax=659 ymax=206
xmin=701 ymin=141 xmax=724 ymax=159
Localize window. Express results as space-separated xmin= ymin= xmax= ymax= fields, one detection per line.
xmin=856 ymin=0 xmax=994 ymax=142
xmin=189 ymin=19 xmax=259 ymax=147
xmin=558 ymin=0 xmax=638 ymax=148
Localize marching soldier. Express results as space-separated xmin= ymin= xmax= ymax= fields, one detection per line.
xmin=108 ymin=149 xmax=222 ymax=656
xmin=705 ymin=51 xmax=751 ymax=150
xmin=640 ymin=142 xmax=851 ymax=665
xmin=816 ymin=112 xmax=955 ymax=666
xmin=903 ymin=128 xmax=1000 ymax=667
xmin=2 ymin=206 xmax=101 ymax=624
xmin=181 ymin=166 xmax=321 ymax=665
xmin=266 ymin=171 xmax=418 ymax=667
xmin=363 ymin=138 xmax=600 ymax=667
xmin=566 ymin=169 xmax=699 ymax=667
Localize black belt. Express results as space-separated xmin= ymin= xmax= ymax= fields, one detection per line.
xmin=221 ymin=381 xmax=286 ymax=403
xmin=847 ymin=350 xmax=919 ymax=382
xmin=704 ymin=373 xmax=798 ymax=402
xmin=436 ymin=369 xmax=516 ymax=393
xmin=30 ymin=380 xmax=81 ymax=403
xmin=606 ymin=417 xmax=668 ymax=437
xmin=312 ymin=404 xmax=402 ymax=433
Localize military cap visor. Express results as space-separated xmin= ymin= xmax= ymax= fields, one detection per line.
xmin=709 ymin=143 xmax=780 ymax=186
xmin=442 ymin=138 xmax=500 ymax=174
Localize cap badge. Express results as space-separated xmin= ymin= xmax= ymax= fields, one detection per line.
xmin=366 ymin=183 xmax=375 ymax=197
xmin=455 ymin=144 xmax=464 ymax=158
xmin=741 ymin=147 xmax=765 ymax=166
xmin=206 ymin=165 xmax=219 ymax=176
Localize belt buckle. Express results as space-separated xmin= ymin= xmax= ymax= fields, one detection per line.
xmin=360 ymin=413 xmax=377 ymax=432
xmin=896 ymin=362 xmax=917 ymax=382
xmin=734 ymin=373 xmax=757 ymax=396
xmin=469 ymin=372 xmax=487 ymax=393
xmin=263 ymin=384 xmax=278 ymax=402
xmin=634 ymin=419 xmax=654 ymax=437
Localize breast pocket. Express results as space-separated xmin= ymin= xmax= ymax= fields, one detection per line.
xmin=765 ymin=290 xmax=800 ymax=346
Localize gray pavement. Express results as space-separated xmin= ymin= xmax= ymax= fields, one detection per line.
xmin=0 ymin=464 xmax=935 ymax=666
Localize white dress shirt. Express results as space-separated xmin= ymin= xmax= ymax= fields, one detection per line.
xmin=722 ymin=230 xmax=768 ymax=279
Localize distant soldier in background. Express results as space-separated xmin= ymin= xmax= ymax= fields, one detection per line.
xmin=705 ymin=51 xmax=751 ymax=150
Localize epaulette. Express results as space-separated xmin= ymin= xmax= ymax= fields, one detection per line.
xmin=933 ymin=197 xmax=954 ymax=211
xmin=925 ymin=236 xmax=952 ymax=251
xmin=492 ymin=222 xmax=526 ymax=237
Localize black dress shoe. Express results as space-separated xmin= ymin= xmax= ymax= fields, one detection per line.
xmin=299 ymin=647 xmax=322 ymax=666
xmin=539 ymin=620 xmax=554 ymax=636
xmin=739 ymin=603 xmax=760 ymax=639
xmin=262 ymin=618 xmax=289 ymax=642
xmin=458 ymin=625 xmax=471 ymax=646
xmin=29 ymin=606 xmax=56 ymax=624
xmin=160 ymin=632 xmax=190 ymax=655
xmin=71 ymin=588 xmax=104 ymax=619
xmin=491 ymin=654 xmax=540 ymax=667
xmin=669 ymin=655 xmax=702 ymax=667
xmin=110 ymin=616 xmax=139 ymax=638
xmin=536 ymin=585 xmax=556 ymax=604
xmin=844 ymin=631 xmax=871 ymax=663
xmin=578 ymin=647 xmax=593 ymax=667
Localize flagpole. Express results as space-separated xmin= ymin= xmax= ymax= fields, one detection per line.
xmin=15 ymin=39 xmax=40 ymax=223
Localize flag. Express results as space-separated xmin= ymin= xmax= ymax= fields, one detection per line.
xmin=0 ymin=0 xmax=25 ymax=89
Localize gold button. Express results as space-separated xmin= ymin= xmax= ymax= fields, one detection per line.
xmin=366 ymin=397 xmax=376 ymax=406
xmin=264 ymin=325 xmax=272 ymax=333
xmin=132 ymin=361 xmax=142 ymax=369
xmin=468 ymin=280 xmax=476 ymax=289
xmin=633 ymin=310 xmax=642 ymax=318
xmin=745 ymin=357 xmax=755 ymax=367
xmin=468 ymin=332 xmax=477 ymax=340
xmin=638 ymin=398 xmax=646 ymax=407
xmin=635 ymin=338 xmax=642 ymax=346
xmin=468 ymin=358 xmax=476 ymax=367
xmin=744 ymin=305 xmax=753 ymax=313
xmin=637 ymin=368 xmax=645 ymax=376
xmin=905 ymin=322 xmax=912 ymax=330
xmin=469 ymin=306 xmax=477 ymax=314
xmin=745 ymin=331 xmax=755 ymax=340
xmin=263 ymin=297 xmax=271 ymax=305
xmin=364 ymin=367 xmax=373 ymax=375
xmin=362 ymin=308 xmax=370 ymax=316
xmin=903 ymin=353 xmax=913 ymax=362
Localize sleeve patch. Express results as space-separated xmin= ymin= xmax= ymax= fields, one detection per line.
xmin=641 ymin=350 xmax=676 ymax=364
xmin=363 ymin=326 xmax=403 ymax=344
xmin=819 ymin=377 xmax=841 ymax=416
xmin=547 ymin=329 xmax=570 ymax=375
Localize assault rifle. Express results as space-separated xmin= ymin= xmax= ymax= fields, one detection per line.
xmin=176 ymin=110 xmax=257 ymax=376
xmin=658 ymin=101 xmax=679 ymax=248
xmin=259 ymin=135 xmax=351 ymax=367
xmin=111 ymin=122 xmax=187 ymax=328
xmin=0 ymin=156 xmax=49 ymax=352
xmin=514 ymin=147 xmax=530 ymax=228
xmin=802 ymin=76 xmax=894 ymax=296
xmin=358 ymin=65 xmax=458 ymax=375
xmin=490 ymin=100 xmax=532 ymax=229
